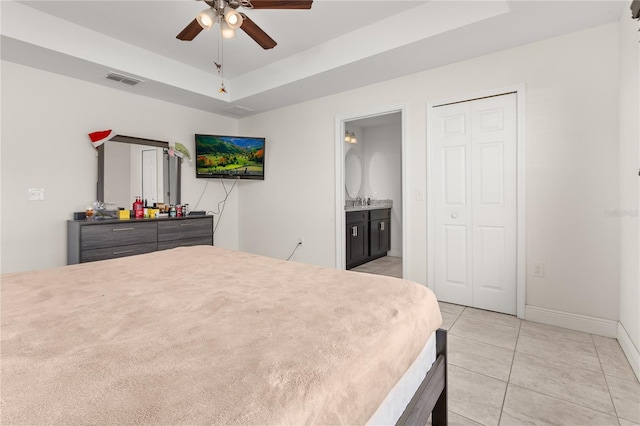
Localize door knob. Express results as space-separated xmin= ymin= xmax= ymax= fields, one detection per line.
xmin=451 ymin=213 xmax=458 ymax=219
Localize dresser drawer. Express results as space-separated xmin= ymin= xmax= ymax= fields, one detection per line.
xmin=81 ymin=242 xmax=158 ymax=263
xmin=157 ymin=218 xmax=213 ymax=242
xmin=81 ymin=222 xmax=157 ymax=250
xmin=157 ymin=236 xmax=213 ymax=251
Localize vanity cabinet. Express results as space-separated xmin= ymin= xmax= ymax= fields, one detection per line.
xmin=67 ymin=215 xmax=213 ymax=264
xmin=346 ymin=208 xmax=391 ymax=270
xmin=370 ymin=208 xmax=391 ymax=259
xmin=346 ymin=211 xmax=369 ymax=269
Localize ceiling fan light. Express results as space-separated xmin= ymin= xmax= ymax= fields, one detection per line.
xmin=224 ymin=6 xmax=243 ymax=30
xmin=196 ymin=8 xmax=216 ymax=30
xmin=220 ymin=20 xmax=237 ymax=39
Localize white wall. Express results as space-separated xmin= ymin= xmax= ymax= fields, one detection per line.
xmin=0 ymin=61 xmax=239 ymax=273
xmin=362 ymin=123 xmax=402 ymax=257
xmin=236 ymin=101 xmax=338 ymax=266
xmin=0 ymin=21 xmax=629 ymax=343
xmin=617 ymin=12 xmax=640 ymax=378
xmin=238 ymin=23 xmax=622 ymax=323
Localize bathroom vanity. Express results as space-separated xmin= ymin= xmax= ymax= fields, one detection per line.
xmin=346 ymin=206 xmax=391 ymax=270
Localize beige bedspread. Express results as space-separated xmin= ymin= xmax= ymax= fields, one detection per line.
xmin=1 ymin=246 xmax=441 ymax=425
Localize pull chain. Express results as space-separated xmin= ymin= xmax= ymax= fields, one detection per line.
xmin=217 ymin=19 xmax=227 ymax=94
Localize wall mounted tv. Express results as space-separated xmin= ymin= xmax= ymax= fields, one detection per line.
xmin=195 ymin=134 xmax=265 ymax=180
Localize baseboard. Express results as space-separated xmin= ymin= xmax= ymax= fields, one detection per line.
xmin=524 ymin=305 xmax=618 ymax=338
xmin=617 ymin=322 xmax=640 ymax=382
xmin=388 ymin=249 xmax=402 ymax=258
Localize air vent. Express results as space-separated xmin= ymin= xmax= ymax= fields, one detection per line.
xmin=105 ymin=72 xmax=143 ymax=86
xmin=222 ymin=105 xmax=255 ymax=116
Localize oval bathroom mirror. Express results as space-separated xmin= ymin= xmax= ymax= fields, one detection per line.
xmin=345 ymin=149 xmax=362 ymax=199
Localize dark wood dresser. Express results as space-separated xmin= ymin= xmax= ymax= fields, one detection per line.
xmin=67 ymin=215 xmax=213 ymax=264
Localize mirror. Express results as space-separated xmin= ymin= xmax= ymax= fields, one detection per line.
xmin=345 ymin=149 xmax=362 ymax=199
xmin=97 ymin=135 xmax=181 ymax=208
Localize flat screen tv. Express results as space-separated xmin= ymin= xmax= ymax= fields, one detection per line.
xmin=195 ymin=134 xmax=265 ymax=180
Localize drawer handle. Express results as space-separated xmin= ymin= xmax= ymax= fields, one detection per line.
xmin=112 ymin=249 xmax=135 ymax=255
xmin=380 ymin=222 xmax=385 ymax=231
xmin=113 ymin=228 xmax=135 ymax=232
xmin=351 ymin=226 xmax=358 ymax=237
xmin=180 ymin=223 xmax=193 ymax=226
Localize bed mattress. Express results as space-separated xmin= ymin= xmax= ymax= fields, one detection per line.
xmin=367 ymin=331 xmax=437 ymax=425
xmin=1 ymin=246 xmax=442 ymax=424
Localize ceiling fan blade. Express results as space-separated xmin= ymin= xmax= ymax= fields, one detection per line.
xmin=240 ymin=14 xmax=277 ymax=49
xmin=177 ymin=18 xmax=204 ymax=41
xmin=247 ymin=0 xmax=312 ymax=9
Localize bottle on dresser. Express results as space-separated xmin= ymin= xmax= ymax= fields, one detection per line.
xmin=133 ymin=196 xmax=144 ymax=219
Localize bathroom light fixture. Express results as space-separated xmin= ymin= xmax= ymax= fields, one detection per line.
xmin=345 ymin=131 xmax=357 ymax=144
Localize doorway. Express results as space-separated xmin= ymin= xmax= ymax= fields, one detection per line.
xmin=335 ymin=108 xmax=406 ymax=278
xmin=428 ymin=91 xmax=525 ymax=317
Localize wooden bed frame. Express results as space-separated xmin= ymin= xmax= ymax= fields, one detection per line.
xmin=396 ymin=328 xmax=448 ymax=426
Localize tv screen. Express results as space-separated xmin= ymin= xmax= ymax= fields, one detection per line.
xmin=195 ymin=134 xmax=265 ymax=180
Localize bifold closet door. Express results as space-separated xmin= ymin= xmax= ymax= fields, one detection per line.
xmin=432 ymin=93 xmax=517 ymax=315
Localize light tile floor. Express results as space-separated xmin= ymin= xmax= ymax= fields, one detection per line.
xmin=353 ymin=258 xmax=640 ymax=425
xmin=350 ymin=255 xmax=403 ymax=278
xmin=440 ymin=302 xmax=639 ymax=425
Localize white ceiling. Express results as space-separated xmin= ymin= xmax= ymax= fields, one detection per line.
xmin=1 ymin=0 xmax=628 ymax=118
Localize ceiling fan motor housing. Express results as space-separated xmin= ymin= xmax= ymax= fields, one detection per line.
xmin=207 ymin=0 xmax=241 ymax=13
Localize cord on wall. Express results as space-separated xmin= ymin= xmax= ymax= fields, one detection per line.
xmin=286 ymin=241 xmax=302 ymax=261
xmin=193 ymin=178 xmax=238 ymax=234
xmin=211 ymin=178 xmax=238 ymax=234
xmin=192 ymin=179 xmax=210 ymax=211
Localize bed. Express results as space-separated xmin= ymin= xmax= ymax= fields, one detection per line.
xmin=1 ymin=246 xmax=447 ymax=425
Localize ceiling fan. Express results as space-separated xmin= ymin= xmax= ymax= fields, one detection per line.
xmin=177 ymin=0 xmax=313 ymax=50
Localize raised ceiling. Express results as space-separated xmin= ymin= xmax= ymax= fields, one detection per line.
xmin=1 ymin=1 xmax=627 ymax=117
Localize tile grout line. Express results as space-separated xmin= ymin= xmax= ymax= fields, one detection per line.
xmin=456 ymin=312 xmax=521 ymax=330
xmin=592 ymin=333 xmax=623 ymax=424
xmin=505 ymin=382 xmax=622 ymax=423
xmin=497 ymin=318 xmax=522 ymax=425
xmin=447 ymin=329 xmax=518 ymax=353
xmin=447 ymin=408 xmax=485 ymax=425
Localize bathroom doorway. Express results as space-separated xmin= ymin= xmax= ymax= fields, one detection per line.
xmin=335 ymin=109 xmax=405 ymax=279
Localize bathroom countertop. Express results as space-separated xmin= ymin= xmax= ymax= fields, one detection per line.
xmin=345 ymin=200 xmax=392 ymax=212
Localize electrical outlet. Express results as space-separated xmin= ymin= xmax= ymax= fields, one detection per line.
xmin=533 ymin=263 xmax=545 ymax=277
xmin=297 ymin=237 xmax=304 ymax=246
xmin=28 ymin=188 xmax=45 ymax=201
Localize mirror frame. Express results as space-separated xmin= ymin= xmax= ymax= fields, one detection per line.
xmin=97 ymin=134 xmax=181 ymax=205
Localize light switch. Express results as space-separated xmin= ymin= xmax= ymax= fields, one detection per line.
xmin=28 ymin=188 xmax=45 ymax=201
